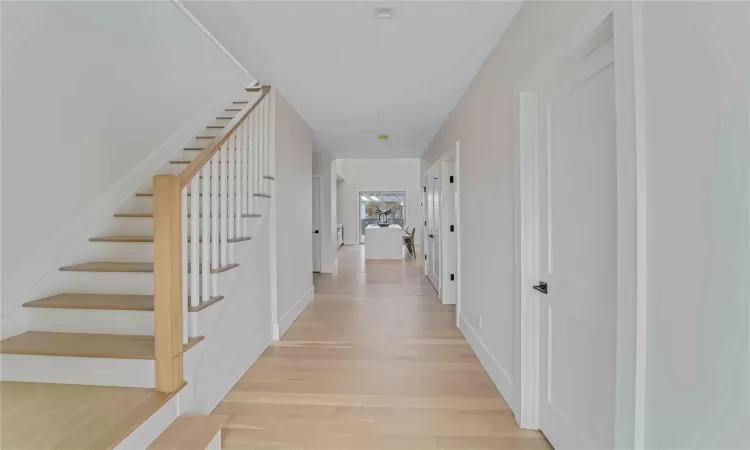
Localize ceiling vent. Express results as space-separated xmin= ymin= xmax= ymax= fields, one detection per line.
xmin=373 ymin=6 xmax=395 ymax=19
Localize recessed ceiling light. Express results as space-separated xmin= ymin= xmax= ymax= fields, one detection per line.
xmin=373 ymin=6 xmax=395 ymax=19
xmin=378 ymin=135 xmax=389 ymax=141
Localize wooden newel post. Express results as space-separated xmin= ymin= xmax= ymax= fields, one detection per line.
xmin=153 ymin=175 xmax=184 ymax=393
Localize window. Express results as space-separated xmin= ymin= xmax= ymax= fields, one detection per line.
xmin=359 ymin=191 xmax=406 ymax=243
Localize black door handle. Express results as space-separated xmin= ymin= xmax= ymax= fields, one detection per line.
xmin=314 ymin=230 xmax=319 ymax=234
xmin=428 ymin=234 xmax=434 ymax=238
xmin=533 ymin=281 xmax=548 ymax=294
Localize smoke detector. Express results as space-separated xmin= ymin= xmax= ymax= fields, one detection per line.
xmin=374 ymin=6 xmax=395 ymax=19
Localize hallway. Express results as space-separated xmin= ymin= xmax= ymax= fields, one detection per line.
xmin=213 ymin=245 xmax=550 ymax=449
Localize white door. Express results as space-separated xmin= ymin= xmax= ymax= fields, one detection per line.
xmin=537 ymin=34 xmax=617 ymax=449
xmin=426 ymin=168 xmax=441 ymax=291
xmin=312 ymin=177 xmax=321 ymax=273
xmin=441 ymin=161 xmax=457 ymax=304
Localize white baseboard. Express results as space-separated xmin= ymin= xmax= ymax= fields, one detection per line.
xmin=458 ymin=314 xmax=519 ymax=417
xmin=187 ymin=330 xmax=270 ymax=414
xmin=114 ymin=390 xmax=179 ymax=450
xmin=0 ymin=310 xmax=28 ymax=339
xmin=276 ymin=285 xmax=314 ymax=338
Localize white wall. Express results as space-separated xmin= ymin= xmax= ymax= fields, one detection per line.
xmin=421 ymin=1 xmax=601 ymax=413
xmin=312 ymin=151 xmax=338 ymax=273
xmin=337 ymin=159 xmax=421 ymax=245
xmin=0 ymin=1 xmax=250 ymax=334
xmin=274 ymin=91 xmax=314 ymax=333
xmin=422 ymin=1 xmax=750 ymax=447
xmin=641 ymin=3 xmax=749 ymax=449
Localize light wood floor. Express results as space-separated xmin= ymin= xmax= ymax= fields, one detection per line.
xmin=0 ymin=381 xmax=177 ymax=450
xmin=213 ymin=245 xmax=550 ymax=450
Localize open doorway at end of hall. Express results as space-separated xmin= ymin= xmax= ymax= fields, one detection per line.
xmin=358 ymin=191 xmax=406 ymax=244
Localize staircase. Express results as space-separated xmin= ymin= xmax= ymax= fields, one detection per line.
xmin=0 ymin=83 xmax=276 ymax=448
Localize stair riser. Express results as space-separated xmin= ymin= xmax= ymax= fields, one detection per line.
xmin=28 ymin=308 xmax=154 ymax=335
xmin=0 ymin=354 xmax=156 ymax=388
xmin=80 ymin=242 xmax=236 ymax=263
xmin=54 ymin=272 xmax=154 ymax=295
xmin=104 ymin=217 xmax=260 ymax=238
xmin=120 ymin=197 xmax=265 ymax=215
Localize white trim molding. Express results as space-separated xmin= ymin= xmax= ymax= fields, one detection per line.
xmin=171 ymin=0 xmax=252 ymax=78
xmin=276 ymin=285 xmax=314 ymax=339
xmin=459 ymin=314 xmax=517 ymax=415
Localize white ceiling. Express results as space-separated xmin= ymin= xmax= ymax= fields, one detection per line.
xmin=185 ymin=1 xmax=522 ymax=158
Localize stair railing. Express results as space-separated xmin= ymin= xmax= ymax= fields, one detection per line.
xmin=153 ymin=86 xmax=273 ymax=393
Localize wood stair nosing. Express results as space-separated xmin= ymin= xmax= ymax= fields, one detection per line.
xmin=147 ymin=415 xmax=227 ymax=450
xmin=58 ymin=261 xmax=239 ymax=275
xmin=89 ymin=236 xmax=153 ymax=243
xmin=226 ymin=107 xmax=243 ymax=110
xmin=216 ymin=116 xmax=234 ymax=120
xmin=22 ymin=293 xmax=224 ymax=313
xmin=253 ymin=193 xmax=272 ymax=198
xmin=206 ymin=125 xmax=224 ymax=129
xmin=0 ymin=331 xmax=204 ymax=360
xmin=232 ymin=101 xmax=249 ymax=105
xmin=263 ymin=175 xmax=275 ymax=180
xmin=196 ymin=136 xmax=215 ymax=139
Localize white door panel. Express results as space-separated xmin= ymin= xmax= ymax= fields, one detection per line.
xmin=538 ymin=33 xmax=616 ymax=450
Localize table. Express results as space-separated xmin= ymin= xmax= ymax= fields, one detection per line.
xmin=364 ymin=224 xmax=404 ymax=259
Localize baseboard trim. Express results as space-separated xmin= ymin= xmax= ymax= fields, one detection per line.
xmin=458 ymin=314 xmax=519 ymax=417
xmin=276 ymin=285 xmax=314 ymax=338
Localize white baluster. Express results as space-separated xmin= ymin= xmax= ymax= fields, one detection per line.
xmin=250 ymin=111 xmax=258 ymax=213
xmin=256 ymin=109 xmax=261 ymax=194
xmin=235 ymin=129 xmax=242 ymax=237
xmin=220 ymin=142 xmax=228 ymax=267
xmin=181 ymin=186 xmax=188 ymax=343
xmin=189 ymin=176 xmax=199 ymax=308
xmin=243 ymin=121 xmax=250 ymax=216
xmin=200 ymin=165 xmax=210 ymax=303
xmin=270 ymin=90 xmax=276 ymax=177
xmin=211 ymin=154 xmax=219 ymax=271
xmin=263 ymin=96 xmax=269 ymax=189
xmin=260 ymin=97 xmax=266 ymax=192
xmin=227 ymin=134 xmax=235 ymax=245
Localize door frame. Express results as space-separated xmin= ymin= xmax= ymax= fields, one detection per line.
xmin=516 ymin=4 xmax=648 ymax=449
xmin=423 ymin=142 xmax=462 ymax=322
xmin=356 ymin=189 xmax=407 ymax=245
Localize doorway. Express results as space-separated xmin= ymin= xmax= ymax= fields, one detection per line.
xmin=312 ymin=177 xmax=321 ymax=273
xmin=357 ymin=191 xmax=406 ymax=244
xmin=518 ymin=8 xmax=643 ymax=448
xmin=423 ymin=144 xmax=461 ymax=307
xmin=424 ymin=168 xmax=441 ymax=292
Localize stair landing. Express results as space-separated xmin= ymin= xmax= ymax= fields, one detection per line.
xmin=0 ymin=381 xmax=179 ymax=450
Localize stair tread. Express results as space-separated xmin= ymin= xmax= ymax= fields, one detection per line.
xmin=0 ymin=332 xmax=204 ymax=360
xmin=22 ymin=293 xmax=224 ymax=312
xmin=148 ymin=415 xmax=227 ymax=450
xmin=253 ymin=193 xmax=272 ymax=198
xmin=90 ymin=236 xmax=153 ymax=243
xmin=89 ymin=235 xmax=252 ymax=244
xmin=60 ymin=262 xmax=154 ymax=273
xmin=24 ymin=293 xmax=154 ymax=311
xmin=59 ymin=261 xmax=238 ymax=274
xmin=116 ymin=212 xmax=262 ymax=218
